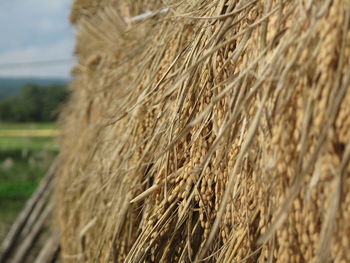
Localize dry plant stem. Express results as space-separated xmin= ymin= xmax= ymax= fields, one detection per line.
xmin=0 ymin=159 xmax=58 ymax=263
xmin=12 ymin=203 xmax=52 ymax=263
xmin=34 ymin=232 xmax=60 ymax=263
xmin=56 ymin=1 xmax=350 ymax=262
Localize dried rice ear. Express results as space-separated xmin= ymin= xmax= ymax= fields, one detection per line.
xmin=56 ymin=0 xmax=350 ymax=262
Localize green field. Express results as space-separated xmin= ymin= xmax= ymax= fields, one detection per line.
xmin=0 ymin=123 xmax=58 ymax=242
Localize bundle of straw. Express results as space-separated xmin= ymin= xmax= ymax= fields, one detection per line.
xmin=56 ymin=0 xmax=350 ymax=262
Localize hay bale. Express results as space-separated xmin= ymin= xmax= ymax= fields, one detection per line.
xmin=57 ymin=0 xmax=350 ymax=262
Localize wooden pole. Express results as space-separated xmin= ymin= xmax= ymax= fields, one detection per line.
xmin=0 ymin=158 xmax=58 ymax=263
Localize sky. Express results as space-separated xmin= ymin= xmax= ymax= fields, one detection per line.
xmin=0 ymin=0 xmax=75 ymax=78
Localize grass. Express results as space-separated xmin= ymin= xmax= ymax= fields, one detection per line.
xmin=0 ymin=137 xmax=58 ymax=151
xmin=0 ymin=181 xmax=39 ymax=200
xmin=0 ymin=122 xmax=57 ymax=242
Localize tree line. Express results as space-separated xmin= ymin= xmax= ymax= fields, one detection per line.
xmin=0 ymin=84 xmax=68 ymax=122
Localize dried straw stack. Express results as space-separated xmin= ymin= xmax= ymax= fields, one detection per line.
xmin=56 ymin=0 xmax=350 ymax=262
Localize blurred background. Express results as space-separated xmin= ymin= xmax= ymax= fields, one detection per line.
xmin=0 ymin=0 xmax=74 ymax=242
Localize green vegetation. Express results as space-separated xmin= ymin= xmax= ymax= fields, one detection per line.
xmin=0 ymin=136 xmax=58 ymax=152
xmin=0 ymin=131 xmax=57 ymax=200
xmin=0 ymin=80 xmax=65 ymax=241
xmin=0 ymin=84 xmax=68 ymax=122
xmin=0 ymin=181 xmax=38 ymax=200
xmin=0 ymin=123 xmax=57 ymax=241
xmin=0 ymin=77 xmax=68 ymax=100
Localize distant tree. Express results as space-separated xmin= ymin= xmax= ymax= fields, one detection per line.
xmin=0 ymin=97 xmax=15 ymax=120
xmin=0 ymin=83 xmax=68 ymax=122
xmin=19 ymin=84 xmax=42 ymax=121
